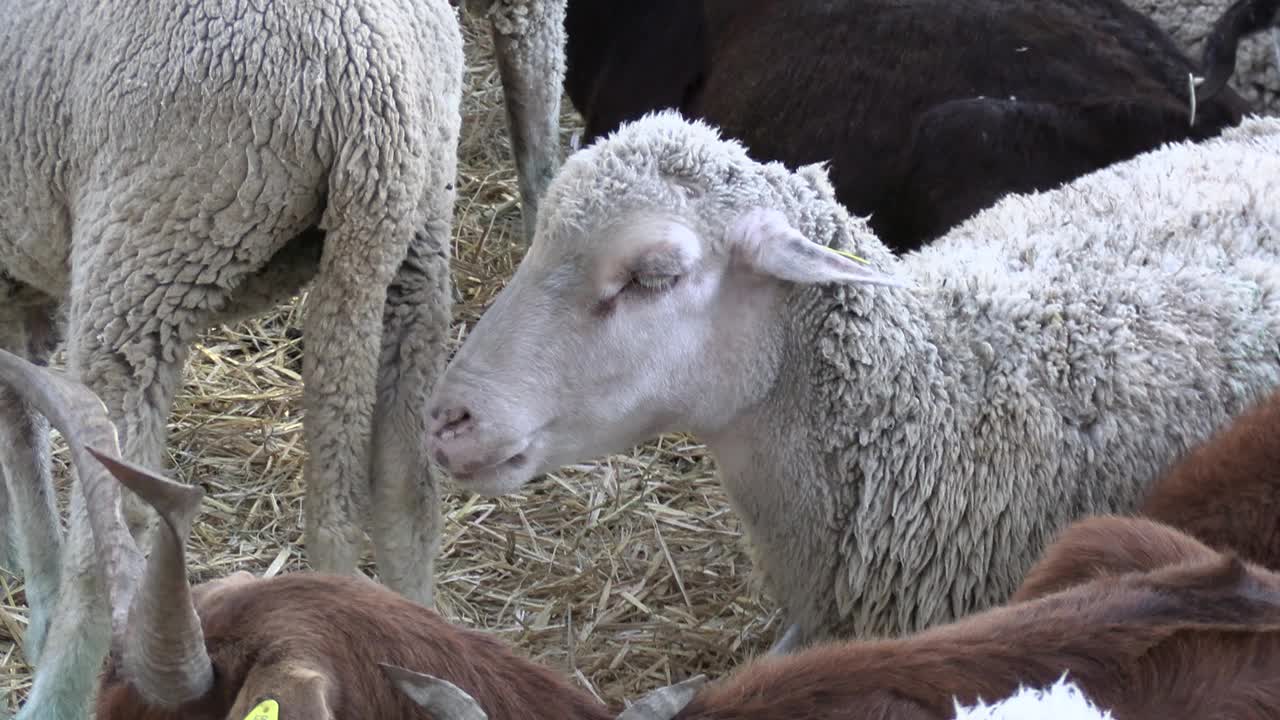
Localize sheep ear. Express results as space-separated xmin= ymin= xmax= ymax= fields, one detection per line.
xmin=230 ymin=664 xmax=332 ymax=720
xmin=727 ymin=208 xmax=905 ymax=287
xmin=380 ymin=664 xmax=489 ymax=720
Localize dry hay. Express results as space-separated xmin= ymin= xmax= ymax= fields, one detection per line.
xmin=0 ymin=11 xmax=780 ymax=712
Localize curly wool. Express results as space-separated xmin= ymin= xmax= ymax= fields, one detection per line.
xmin=0 ymin=1 xmax=464 ymax=718
xmin=544 ymin=111 xmax=1280 ymax=643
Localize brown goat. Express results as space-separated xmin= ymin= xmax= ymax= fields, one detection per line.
xmin=93 ymin=568 xmax=613 ymax=719
xmin=7 ymin=348 xmax=1280 ymax=719
xmin=1013 ymin=514 xmax=1259 ymax=603
xmin=1014 ymin=384 xmax=1280 ymax=605
xmin=1011 ymin=514 xmax=1223 ymax=602
xmin=405 ymin=513 xmax=1280 ymax=720
xmin=656 ymin=545 xmax=1280 ymax=719
xmin=1136 ymin=387 xmax=1280 ymax=568
xmin=0 ymin=349 xmax=611 ymax=720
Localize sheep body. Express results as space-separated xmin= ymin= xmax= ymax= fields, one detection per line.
xmin=425 ymin=112 xmax=1280 ymax=648
xmin=720 ymin=113 xmax=1280 ymax=641
xmin=0 ymin=1 xmax=465 ymax=717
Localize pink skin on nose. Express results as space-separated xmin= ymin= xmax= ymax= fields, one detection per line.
xmin=426 ymin=398 xmax=534 ymax=483
xmin=428 ymin=406 xmax=475 ymax=472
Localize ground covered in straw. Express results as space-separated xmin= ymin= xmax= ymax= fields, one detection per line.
xmin=0 ymin=13 xmax=781 ymax=713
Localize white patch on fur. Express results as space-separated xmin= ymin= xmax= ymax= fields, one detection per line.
xmin=952 ymin=677 xmax=1112 ymax=720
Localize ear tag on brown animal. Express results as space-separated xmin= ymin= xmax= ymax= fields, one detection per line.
xmin=826 ymin=246 xmax=871 ymax=264
xmin=243 ymin=699 xmax=280 ymax=720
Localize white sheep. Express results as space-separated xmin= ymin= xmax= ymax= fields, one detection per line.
xmin=951 ymin=678 xmax=1113 ymax=720
xmin=423 ymin=110 xmax=1280 ymax=654
xmin=1136 ymin=0 xmax=1280 ymax=114
xmin=0 ymin=0 xmax=564 ymax=717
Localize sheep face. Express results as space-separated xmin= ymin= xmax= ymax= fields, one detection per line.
xmin=426 ymin=120 xmax=903 ymax=496
xmin=427 ymin=209 xmax=740 ymax=495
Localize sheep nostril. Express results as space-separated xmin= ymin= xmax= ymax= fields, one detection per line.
xmin=433 ymin=447 xmax=450 ymax=470
xmin=434 ymin=407 xmax=473 ymax=439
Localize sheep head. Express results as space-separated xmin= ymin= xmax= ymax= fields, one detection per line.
xmin=423 ymin=113 xmax=905 ymax=496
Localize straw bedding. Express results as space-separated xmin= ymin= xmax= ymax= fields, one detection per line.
xmin=0 ymin=13 xmax=779 ymax=712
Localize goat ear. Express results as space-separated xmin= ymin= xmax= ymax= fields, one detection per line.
xmin=727 ymin=208 xmax=906 ymax=288
xmin=617 ymin=674 xmax=708 ymax=720
xmin=230 ymin=664 xmax=332 ymax=720
xmin=380 ymin=664 xmax=489 ymax=720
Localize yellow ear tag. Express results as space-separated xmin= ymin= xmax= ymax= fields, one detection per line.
xmin=827 ymin=247 xmax=871 ymax=265
xmin=244 ymin=699 xmax=280 ymax=720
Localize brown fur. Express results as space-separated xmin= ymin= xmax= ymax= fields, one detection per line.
xmin=1137 ymin=388 xmax=1280 ymax=568
xmin=97 ymin=519 xmax=1280 ymax=720
xmin=95 ymin=573 xmax=613 ymax=720
xmin=96 ymin=431 xmax=1280 ymax=720
xmin=1012 ymin=514 xmax=1224 ymax=601
xmin=670 ymin=518 xmax=1280 ymax=719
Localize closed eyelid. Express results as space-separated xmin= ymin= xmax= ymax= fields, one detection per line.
xmin=630 ymin=243 xmax=687 ymax=277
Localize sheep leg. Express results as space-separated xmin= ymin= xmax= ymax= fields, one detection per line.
xmin=301 ymin=221 xmax=410 ymax=581
xmin=489 ymin=0 xmax=566 ymax=242
xmin=68 ymin=313 xmax=189 ymax=555
xmin=369 ymin=214 xmax=454 ymax=607
xmin=0 ymin=304 xmax=60 ymax=662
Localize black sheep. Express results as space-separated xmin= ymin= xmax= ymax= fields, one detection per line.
xmin=564 ymin=0 xmax=1254 ymax=252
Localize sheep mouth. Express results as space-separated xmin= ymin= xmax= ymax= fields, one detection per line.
xmin=445 ymin=450 xmax=537 ymax=495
